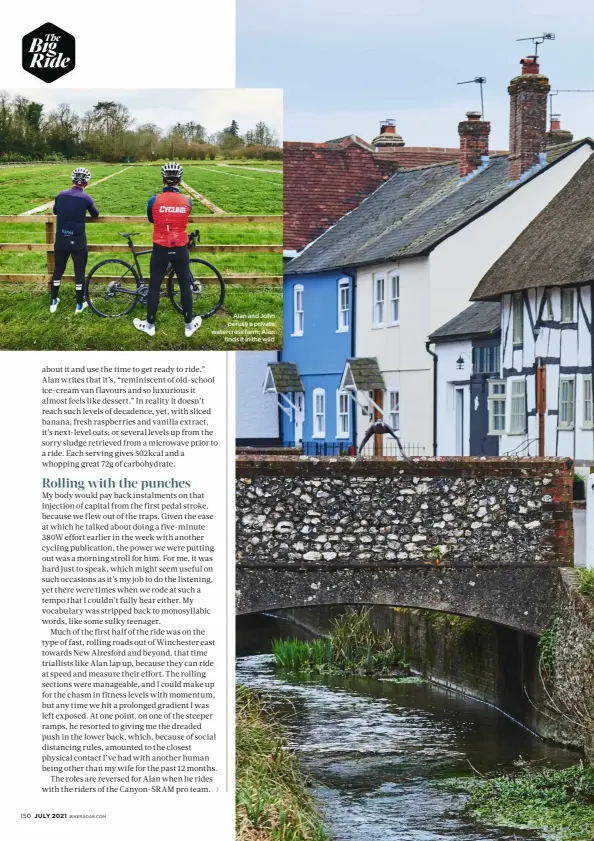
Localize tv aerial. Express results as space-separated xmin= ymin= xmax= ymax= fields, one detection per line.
xmin=516 ymin=32 xmax=555 ymax=58
xmin=457 ymin=76 xmax=487 ymax=119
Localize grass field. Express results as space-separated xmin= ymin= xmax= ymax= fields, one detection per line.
xmin=0 ymin=161 xmax=282 ymax=350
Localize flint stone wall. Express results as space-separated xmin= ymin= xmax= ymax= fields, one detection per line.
xmin=236 ymin=456 xmax=573 ymax=568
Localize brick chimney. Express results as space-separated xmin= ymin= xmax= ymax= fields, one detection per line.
xmin=546 ymin=114 xmax=574 ymax=148
xmin=458 ymin=111 xmax=490 ymax=177
xmin=508 ymin=56 xmax=551 ymax=180
xmin=372 ymin=119 xmax=405 ymax=149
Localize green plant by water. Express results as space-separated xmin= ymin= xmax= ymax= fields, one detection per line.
xmin=455 ymin=761 xmax=594 ymax=841
xmin=236 ymin=685 xmax=329 ymax=841
xmin=272 ymin=609 xmax=410 ymax=676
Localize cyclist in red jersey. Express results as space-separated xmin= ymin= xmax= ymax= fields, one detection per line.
xmin=133 ymin=162 xmax=202 ymax=338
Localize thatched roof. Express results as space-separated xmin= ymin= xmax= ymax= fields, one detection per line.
xmin=472 ymin=152 xmax=594 ymax=301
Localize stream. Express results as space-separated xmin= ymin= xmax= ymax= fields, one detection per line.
xmin=237 ymin=612 xmax=580 ymax=841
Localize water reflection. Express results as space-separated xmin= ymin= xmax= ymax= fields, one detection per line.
xmin=237 ymin=613 xmax=578 ymax=841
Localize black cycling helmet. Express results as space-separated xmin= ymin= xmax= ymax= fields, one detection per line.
xmin=161 ymin=161 xmax=183 ymax=184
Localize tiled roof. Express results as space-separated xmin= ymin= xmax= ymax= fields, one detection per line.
xmin=283 ymin=134 xmax=510 ymax=253
xmin=283 ymin=138 xmax=398 ymax=252
xmin=429 ymin=302 xmax=501 ymax=341
xmin=267 ymin=362 xmax=304 ymax=393
xmin=343 ymin=358 xmax=386 ymax=391
xmin=376 ymin=146 xmax=507 ymax=168
xmin=287 ymin=140 xmax=594 ymax=275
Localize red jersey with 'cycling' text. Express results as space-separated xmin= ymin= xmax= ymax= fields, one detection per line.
xmin=151 ymin=190 xmax=191 ymax=247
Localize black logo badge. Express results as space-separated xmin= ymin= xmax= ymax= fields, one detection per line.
xmin=22 ymin=23 xmax=75 ymax=83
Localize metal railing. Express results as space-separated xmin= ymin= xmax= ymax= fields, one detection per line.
xmin=0 ymin=214 xmax=282 ymax=285
xmin=281 ymin=440 xmax=426 ymax=458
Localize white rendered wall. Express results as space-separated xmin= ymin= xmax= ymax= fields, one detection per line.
xmin=434 ymin=339 xmax=472 ymax=456
xmin=236 ymin=351 xmax=280 ymax=441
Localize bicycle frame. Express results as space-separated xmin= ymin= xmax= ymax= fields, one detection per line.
xmin=122 ymin=228 xmax=200 ymax=286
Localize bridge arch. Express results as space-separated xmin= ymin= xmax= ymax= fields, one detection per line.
xmin=236 ymin=565 xmax=561 ymax=636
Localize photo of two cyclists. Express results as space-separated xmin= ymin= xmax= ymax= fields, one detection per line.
xmin=0 ymin=87 xmax=283 ymax=352
xmin=51 ymin=162 xmax=204 ymax=338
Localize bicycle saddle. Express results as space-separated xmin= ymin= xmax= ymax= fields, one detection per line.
xmin=118 ymin=232 xmax=139 ymax=238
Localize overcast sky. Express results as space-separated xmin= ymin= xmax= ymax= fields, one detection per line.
xmin=6 ymin=88 xmax=283 ymax=139
xmin=237 ymin=0 xmax=594 ymax=149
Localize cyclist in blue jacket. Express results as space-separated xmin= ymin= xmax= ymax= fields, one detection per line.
xmin=50 ymin=167 xmax=99 ymax=313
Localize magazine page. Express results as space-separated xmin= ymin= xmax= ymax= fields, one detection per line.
xmin=0 ymin=3 xmax=282 ymax=839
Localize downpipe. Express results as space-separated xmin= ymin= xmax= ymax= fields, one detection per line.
xmin=425 ymin=341 xmax=438 ymax=457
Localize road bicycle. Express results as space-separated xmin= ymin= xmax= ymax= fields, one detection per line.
xmin=85 ymin=229 xmax=226 ymax=319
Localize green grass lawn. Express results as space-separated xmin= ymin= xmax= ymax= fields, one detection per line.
xmin=0 ymin=164 xmax=121 ymax=214
xmin=0 ymin=163 xmax=282 ymax=350
xmin=0 ymin=282 xmax=282 ymax=350
xmin=183 ymin=166 xmax=282 ymax=214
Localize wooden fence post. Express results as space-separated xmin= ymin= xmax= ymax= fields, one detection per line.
xmin=45 ymin=218 xmax=55 ymax=276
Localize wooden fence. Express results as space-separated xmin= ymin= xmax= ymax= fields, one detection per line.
xmin=0 ymin=214 xmax=283 ymax=286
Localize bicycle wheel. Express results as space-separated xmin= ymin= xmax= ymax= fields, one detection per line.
xmin=86 ymin=259 xmax=141 ymax=318
xmin=166 ymin=258 xmax=226 ymax=320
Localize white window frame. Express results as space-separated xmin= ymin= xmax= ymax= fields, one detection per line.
xmin=372 ymin=273 xmax=385 ymax=327
xmin=337 ymin=278 xmax=349 ymax=333
xmin=561 ymin=288 xmax=575 ymax=324
xmin=292 ymin=284 xmax=304 ymax=337
xmin=583 ymin=375 xmax=593 ymax=429
xmin=388 ymin=273 xmax=400 ymax=325
xmin=487 ymin=380 xmax=506 ymax=435
xmin=388 ymin=390 xmax=400 ymax=431
xmin=312 ymin=388 xmax=326 ymax=438
xmin=558 ymin=376 xmax=576 ymax=429
xmin=336 ymin=390 xmax=350 ymax=438
xmin=512 ymin=293 xmax=523 ymax=346
xmin=508 ymin=377 xmax=527 ymax=434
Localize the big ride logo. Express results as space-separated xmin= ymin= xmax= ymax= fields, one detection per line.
xmin=22 ymin=23 xmax=75 ymax=83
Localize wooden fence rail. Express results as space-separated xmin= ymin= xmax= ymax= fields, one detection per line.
xmin=0 ymin=214 xmax=283 ymax=286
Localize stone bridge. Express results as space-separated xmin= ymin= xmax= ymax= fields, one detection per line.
xmin=236 ymin=455 xmax=574 ymax=635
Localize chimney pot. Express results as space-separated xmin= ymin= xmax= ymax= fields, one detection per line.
xmin=520 ymin=56 xmax=540 ymax=75
xmin=466 ymin=111 xmax=482 ymax=120
xmin=373 ymin=119 xmax=405 ymax=148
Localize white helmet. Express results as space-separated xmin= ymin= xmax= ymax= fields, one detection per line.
xmin=72 ymin=167 xmax=91 ymax=184
xmin=161 ymin=161 xmax=183 ymax=183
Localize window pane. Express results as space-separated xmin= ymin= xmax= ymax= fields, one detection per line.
xmin=390 ymin=275 xmax=399 ymax=322
xmin=585 ymin=378 xmax=592 ymax=424
xmin=559 ymin=379 xmax=575 ymax=426
xmin=561 ymin=289 xmax=574 ymax=322
xmin=510 ymin=380 xmax=526 ymax=433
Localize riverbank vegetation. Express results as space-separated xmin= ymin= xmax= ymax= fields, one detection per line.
xmin=272 ymin=609 xmax=411 ymax=677
xmin=236 ymin=685 xmax=329 ymax=841
xmin=458 ymin=761 xmax=594 ymax=841
xmin=578 ymin=568 xmax=594 ymax=597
